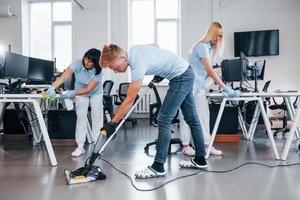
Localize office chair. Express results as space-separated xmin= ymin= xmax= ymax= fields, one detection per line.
xmin=268 ymin=97 xmax=299 ymax=137
xmin=149 ymin=83 xmax=161 ymax=126
xmin=149 ymin=84 xmax=179 ymax=126
xmin=103 ymin=80 xmax=114 ymax=120
xmin=267 ymin=80 xmax=298 ymax=137
xmin=62 ymin=73 xmax=75 ymax=90
xmin=243 ymin=81 xmax=271 ymax=130
xmin=103 ymin=80 xmax=114 ymax=96
xmin=113 ymin=82 xmax=138 ymax=126
xmin=144 ymin=84 xmax=182 ymax=154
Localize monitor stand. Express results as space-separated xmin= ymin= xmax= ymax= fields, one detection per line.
xmin=7 ymin=78 xmax=26 ymax=94
xmin=253 ymin=67 xmax=258 ymax=92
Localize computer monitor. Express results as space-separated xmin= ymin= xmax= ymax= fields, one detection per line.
xmin=246 ymin=60 xmax=266 ymax=81
xmin=4 ymin=52 xmax=29 ymax=79
xmin=221 ymin=58 xmax=242 ymax=82
xmin=240 ymin=52 xmax=249 ymax=76
xmin=27 ymin=57 xmax=54 ymax=83
xmin=221 ymin=52 xmax=249 ymax=83
xmin=0 ymin=53 xmax=5 ymax=79
xmin=63 ymin=73 xmax=75 ymax=90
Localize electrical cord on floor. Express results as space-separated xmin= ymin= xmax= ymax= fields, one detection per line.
xmin=100 ymin=158 xmax=300 ymax=192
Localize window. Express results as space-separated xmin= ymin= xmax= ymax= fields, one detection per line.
xmin=129 ymin=0 xmax=180 ymax=84
xmin=29 ymin=1 xmax=72 ymax=72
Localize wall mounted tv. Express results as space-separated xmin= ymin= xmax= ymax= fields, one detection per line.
xmin=234 ymin=29 xmax=279 ymax=57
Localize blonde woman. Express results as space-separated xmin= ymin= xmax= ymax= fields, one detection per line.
xmin=180 ymin=22 xmax=239 ymax=156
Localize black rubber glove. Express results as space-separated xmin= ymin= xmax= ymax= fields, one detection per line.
xmin=148 ymin=76 xmax=164 ymax=88
xmin=100 ymin=122 xmax=117 ymax=138
xmin=152 ymin=76 xmax=164 ymax=83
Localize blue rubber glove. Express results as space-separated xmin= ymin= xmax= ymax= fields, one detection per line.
xmin=60 ymin=90 xmax=76 ymax=99
xmin=223 ymin=86 xmax=240 ymax=98
xmin=46 ymin=86 xmax=56 ymax=96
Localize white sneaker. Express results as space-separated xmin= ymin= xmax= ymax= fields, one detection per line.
xmin=71 ymin=148 xmax=85 ymax=157
xmin=206 ymin=146 xmax=222 ymax=156
xmin=182 ymin=146 xmax=196 ymax=156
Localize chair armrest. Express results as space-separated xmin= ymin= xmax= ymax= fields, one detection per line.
xmin=112 ymin=94 xmax=121 ymax=105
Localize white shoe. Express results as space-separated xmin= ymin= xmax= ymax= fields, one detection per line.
xmin=134 ymin=166 xmax=166 ymax=179
xmin=71 ymin=148 xmax=85 ymax=157
xmin=206 ymin=146 xmax=222 ymax=156
xmin=182 ymin=146 xmax=196 ymax=156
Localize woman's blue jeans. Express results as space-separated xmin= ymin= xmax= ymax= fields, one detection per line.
xmin=154 ymin=66 xmax=206 ymax=164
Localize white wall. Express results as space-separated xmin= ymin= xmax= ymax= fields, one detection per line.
xmin=72 ymin=0 xmax=109 ymax=59
xmin=181 ymin=0 xmax=300 ymax=91
xmin=0 ymin=0 xmax=22 ymax=53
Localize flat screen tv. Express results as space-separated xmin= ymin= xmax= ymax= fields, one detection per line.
xmin=234 ymin=30 xmax=279 ymax=57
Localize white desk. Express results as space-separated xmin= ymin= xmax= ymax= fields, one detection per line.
xmin=206 ymin=93 xmax=279 ymax=159
xmin=247 ymin=92 xmax=300 ymax=141
xmin=0 ymin=94 xmax=57 ymax=166
xmin=282 ymin=104 xmax=300 ymax=160
xmin=206 ymin=92 xmax=300 ymax=160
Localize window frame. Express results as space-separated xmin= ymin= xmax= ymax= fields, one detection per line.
xmin=29 ymin=0 xmax=72 ymax=72
xmin=129 ymin=0 xmax=181 ymax=86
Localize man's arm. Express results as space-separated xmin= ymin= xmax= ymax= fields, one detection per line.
xmin=111 ymin=79 xmax=143 ymax=124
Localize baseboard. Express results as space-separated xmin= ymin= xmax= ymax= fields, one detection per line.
xmin=51 ymin=139 xmax=76 ymax=147
xmin=1 ymin=134 xmax=29 ymax=141
xmin=215 ymin=134 xmax=240 ymax=143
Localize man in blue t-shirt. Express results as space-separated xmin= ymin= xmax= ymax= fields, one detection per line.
xmin=100 ymin=44 xmax=207 ymax=179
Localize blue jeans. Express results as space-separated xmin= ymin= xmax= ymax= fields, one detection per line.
xmin=154 ymin=66 xmax=206 ymax=164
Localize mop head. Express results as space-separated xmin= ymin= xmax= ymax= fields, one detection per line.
xmin=64 ymin=165 xmax=106 ymax=185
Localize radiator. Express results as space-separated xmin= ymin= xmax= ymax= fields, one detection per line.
xmin=134 ymin=93 xmax=152 ymax=113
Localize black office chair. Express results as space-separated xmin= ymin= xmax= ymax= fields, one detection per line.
xmin=113 ymin=82 xmax=138 ymax=126
xmin=103 ymin=80 xmax=114 ymax=120
xmin=149 ymin=84 xmax=179 ymax=126
xmin=267 ymin=81 xmax=298 ymax=137
xmin=242 ymin=81 xmax=271 ymax=130
xmin=62 ymin=73 xmax=75 ymax=90
xmin=268 ymin=97 xmax=299 ymax=137
xmin=149 ymin=84 xmax=161 ymax=126
xmin=103 ymin=80 xmax=114 ymax=96
xmin=144 ymin=84 xmax=182 ymax=154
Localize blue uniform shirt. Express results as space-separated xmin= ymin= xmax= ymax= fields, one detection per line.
xmin=128 ymin=45 xmax=189 ymax=81
xmin=188 ymin=42 xmax=212 ymax=91
xmin=70 ymin=59 xmax=103 ymax=97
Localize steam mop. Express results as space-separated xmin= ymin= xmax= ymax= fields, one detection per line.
xmin=64 ymin=76 xmax=164 ymax=185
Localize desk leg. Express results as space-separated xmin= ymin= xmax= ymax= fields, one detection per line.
xmin=249 ymin=102 xmax=260 ymax=140
xmin=258 ymin=98 xmax=280 ymax=159
xmin=285 ymin=97 xmax=300 ymax=139
xmin=0 ymin=102 xmax=6 ymax=131
xmin=238 ymin=108 xmax=248 ymax=139
xmin=32 ymin=100 xmax=57 ymax=166
xmin=282 ymin=105 xmax=300 ymax=160
xmin=206 ymin=98 xmax=226 ymax=159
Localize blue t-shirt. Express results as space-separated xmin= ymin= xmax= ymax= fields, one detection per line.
xmin=70 ymin=59 xmax=103 ymax=97
xmin=128 ymin=45 xmax=189 ymax=81
xmin=188 ymin=42 xmax=212 ymax=91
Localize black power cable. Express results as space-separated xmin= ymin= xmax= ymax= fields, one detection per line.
xmin=100 ymin=158 xmax=300 ymax=192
